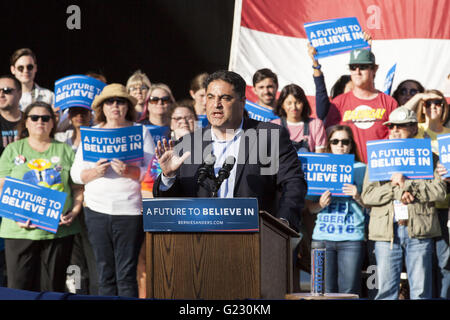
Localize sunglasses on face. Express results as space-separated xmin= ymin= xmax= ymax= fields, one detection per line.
xmin=149 ymin=96 xmax=171 ymax=104
xmin=399 ymin=88 xmax=419 ymax=96
xmin=16 ymin=64 xmax=34 ymax=72
xmin=425 ymin=99 xmax=444 ymax=108
xmin=69 ymin=108 xmax=90 ymax=116
xmin=0 ymin=87 xmax=15 ymax=95
xmin=104 ymin=98 xmax=128 ymax=106
xmin=330 ymin=139 xmax=351 ymax=146
xmin=387 ymin=123 xmax=414 ymax=130
xmin=28 ymin=115 xmax=51 ymax=122
xmin=349 ymin=64 xmax=372 ymax=71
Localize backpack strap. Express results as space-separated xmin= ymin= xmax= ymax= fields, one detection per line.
xmin=303 ymin=117 xmax=310 ymax=136
xmin=280 ymin=116 xmax=288 ymax=129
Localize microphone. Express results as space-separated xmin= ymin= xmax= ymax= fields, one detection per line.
xmin=197 ymin=154 xmax=216 ymax=184
xmin=216 ymin=156 xmax=236 ymax=185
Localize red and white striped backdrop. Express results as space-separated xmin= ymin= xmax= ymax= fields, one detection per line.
xmin=229 ymin=0 xmax=450 ymax=116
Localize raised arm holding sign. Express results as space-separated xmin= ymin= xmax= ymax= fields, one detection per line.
xmin=304 ymin=17 xmax=369 ymax=60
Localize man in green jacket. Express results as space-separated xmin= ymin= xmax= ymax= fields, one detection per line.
xmin=362 ymin=106 xmax=446 ymax=299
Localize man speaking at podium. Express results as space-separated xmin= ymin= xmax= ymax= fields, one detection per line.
xmin=152 ymin=70 xmax=306 ymax=232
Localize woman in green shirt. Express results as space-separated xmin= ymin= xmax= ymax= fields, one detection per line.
xmin=0 ymin=101 xmax=82 ymax=292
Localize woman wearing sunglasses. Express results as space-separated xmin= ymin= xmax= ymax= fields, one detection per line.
xmin=0 ymin=101 xmax=82 ymax=292
xmin=306 ymin=125 xmax=367 ymax=295
xmin=70 ymin=84 xmax=154 ymax=297
xmin=138 ymin=83 xmax=175 ymax=127
xmin=414 ymin=90 xmax=450 ymax=299
xmin=414 ymin=90 xmax=450 ymax=153
xmin=392 ymin=79 xmax=425 ymax=107
xmin=55 ymin=106 xmax=92 ymax=152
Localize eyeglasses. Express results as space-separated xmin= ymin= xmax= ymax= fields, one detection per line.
xmin=0 ymin=87 xmax=15 ymax=95
xmin=129 ymin=85 xmax=149 ymax=92
xmin=425 ymin=99 xmax=444 ymax=108
xmin=330 ymin=139 xmax=351 ymax=146
xmin=172 ymin=116 xmax=195 ymax=122
xmin=28 ymin=115 xmax=51 ymax=122
xmin=399 ymin=88 xmax=419 ymax=96
xmin=104 ymin=97 xmax=128 ymax=106
xmin=149 ymin=96 xmax=171 ymax=104
xmin=349 ymin=64 xmax=372 ymax=71
xmin=16 ymin=64 xmax=34 ymax=72
xmin=386 ymin=123 xmax=414 ymax=130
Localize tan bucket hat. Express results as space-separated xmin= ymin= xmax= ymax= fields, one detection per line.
xmin=91 ymin=83 xmax=137 ymax=111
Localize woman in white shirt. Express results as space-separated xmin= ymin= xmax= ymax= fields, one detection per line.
xmin=70 ymin=84 xmax=154 ymax=297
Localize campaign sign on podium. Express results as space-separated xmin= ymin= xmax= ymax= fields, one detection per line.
xmin=298 ymin=153 xmax=354 ymax=197
xmin=367 ymin=138 xmax=433 ymax=181
xmin=80 ymin=125 xmax=143 ymax=163
xmin=0 ymin=177 xmax=67 ymax=233
xmin=143 ymin=198 xmax=259 ymax=232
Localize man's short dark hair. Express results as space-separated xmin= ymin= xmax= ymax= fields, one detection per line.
xmin=252 ymin=68 xmax=278 ymax=87
xmin=204 ymin=70 xmax=247 ymax=99
xmin=0 ymin=74 xmax=22 ymax=91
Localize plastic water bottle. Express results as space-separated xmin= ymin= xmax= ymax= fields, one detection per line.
xmin=311 ymin=241 xmax=326 ymax=296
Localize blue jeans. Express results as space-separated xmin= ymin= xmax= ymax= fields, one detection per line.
xmin=374 ymin=224 xmax=433 ymax=300
xmin=84 ymin=207 xmax=144 ymax=298
xmin=324 ymin=240 xmax=365 ymax=295
xmin=434 ymin=209 xmax=450 ymax=299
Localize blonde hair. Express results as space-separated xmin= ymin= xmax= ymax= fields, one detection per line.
xmin=126 ymin=70 xmax=151 ymax=92
xmin=417 ymin=89 xmax=448 ymax=124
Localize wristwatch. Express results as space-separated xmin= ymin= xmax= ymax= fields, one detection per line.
xmin=312 ymin=64 xmax=321 ymax=70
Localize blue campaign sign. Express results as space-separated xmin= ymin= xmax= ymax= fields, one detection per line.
xmin=0 ymin=177 xmax=67 ymax=233
xmin=367 ymin=138 xmax=433 ymax=181
xmin=245 ymin=100 xmax=279 ymax=122
xmin=143 ymin=198 xmax=259 ymax=232
xmin=383 ymin=63 xmax=397 ymax=95
xmin=145 ymin=125 xmax=170 ymax=145
xmin=80 ymin=125 xmax=144 ymax=163
xmin=437 ymin=133 xmax=450 ymax=178
xmin=304 ymin=17 xmax=369 ymax=59
xmin=298 ymin=153 xmax=354 ymax=196
xmin=54 ymin=75 xmax=106 ymax=110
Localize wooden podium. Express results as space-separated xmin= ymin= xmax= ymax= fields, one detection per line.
xmin=145 ymin=210 xmax=299 ymax=299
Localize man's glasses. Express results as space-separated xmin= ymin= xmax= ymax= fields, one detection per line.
xmin=349 ymin=64 xmax=372 ymax=71
xmin=0 ymin=87 xmax=15 ymax=95
xmin=330 ymin=139 xmax=351 ymax=146
xmin=149 ymin=96 xmax=171 ymax=104
xmin=172 ymin=116 xmax=195 ymax=122
xmin=28 ymin=115 xmax=51 ymax=122
xmin=129 ymin=85 xmax=149 ymax=92
xmin=104 ymin=97 xmax=128 ymax=106
xmin=399 ymin=88 xmax=419 ymax=96
xmin=425 ymin=99 xmax=444 ymax=108
xmin=16 ymin=64 xmax=34 ymax=72
xmin=386 ymin=123 xmax=414 ymax=130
